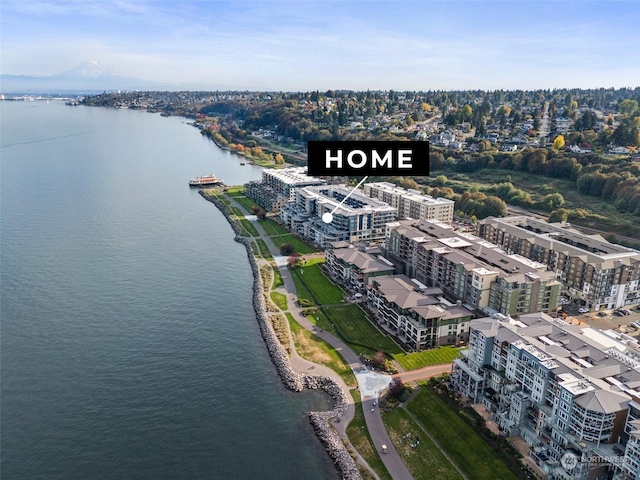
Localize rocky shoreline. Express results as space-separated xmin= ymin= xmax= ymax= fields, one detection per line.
xmin=201 ymin=192 xmax=360 ymax=480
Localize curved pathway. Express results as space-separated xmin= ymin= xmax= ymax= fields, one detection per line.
xmin=225 ymin=194 xmax=452 ymax=480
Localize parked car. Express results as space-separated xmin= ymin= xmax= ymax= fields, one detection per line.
xmin=622 ymin=309 xmax=631 ymax=315
xmin=598 ymin=312 xmax=607 ymax=317
xmin=578 ymin=307 xmax=589 ymax=314
xmin=614 ymin=311 xmax=625 ymax=317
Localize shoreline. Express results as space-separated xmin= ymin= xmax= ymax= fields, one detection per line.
xmin=200 ymin=191 xmax=360 ymax=480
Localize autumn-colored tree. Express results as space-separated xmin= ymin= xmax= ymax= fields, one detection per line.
xmin=552 ymin=135 xmax=565 ymax=150
xmin=274 ymin=153 xmax=285 ymax=165
xmin=372 ymin=351 xmax=387 ymax=369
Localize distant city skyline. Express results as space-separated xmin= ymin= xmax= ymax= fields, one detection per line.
xmin=1 ymin=0 xmax=639 ymax=91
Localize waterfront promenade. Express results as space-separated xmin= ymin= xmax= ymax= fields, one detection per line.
xmin=221 ymin=192 xmax=453 ymax=480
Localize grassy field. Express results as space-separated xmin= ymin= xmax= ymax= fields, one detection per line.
xmin=230 ymin=206 xmax=244 ymax=218
xmin=276 ymin=234 xmax=318 ymax=254
xmin=287 ymin=314 xmax=356 ymax=386
xmin=272 ymin=267 xmax=284 ymax=289
xmin=255 ymin=239 xmax=273 ymax=260
xmin=238 ymin=219 xmax=259 ymax=237
xmin=258 ymin=218 xmax=290 ymax=236
xmin=346 ymin=390 xmax=392 ymax=480
xmin=382 ymin=408 xmax=461 ymax=480
xmin=434 ymin=168 xmax=640 ymax=239
xmin=291 ymin=263 xmax=345 ymax=305
xmin=323 ymin=305 xmax=404 ymax=356
xmin=270 ymin=291 xmax=288 ymax=311
xmin=225 ymin=186 xmax=245 ymax=196
xmin=291 ymin=269 xmax=315 ymax=306
xmin=232 ymin=195 xmax=259 ymax=213
xmin=406 ymin=388 xmax=517 ymax=480
xmin=393 ymin=346 xmax=462 ymax=370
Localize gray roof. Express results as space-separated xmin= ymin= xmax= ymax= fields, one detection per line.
xmin=574 ymin=389 xmax=629 ymax=414
xmin=332 ymin=248 xmax=395 ymax=274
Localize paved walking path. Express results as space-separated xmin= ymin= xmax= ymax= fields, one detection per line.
xmin=225 ymin=196 xmax=453 ymax=480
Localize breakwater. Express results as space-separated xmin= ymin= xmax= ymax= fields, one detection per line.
xmin=200 ymin=192 xmax=360 ymax=480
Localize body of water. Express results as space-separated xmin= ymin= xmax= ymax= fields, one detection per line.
xmin=0 ymin=100 xmax=336 ymax=479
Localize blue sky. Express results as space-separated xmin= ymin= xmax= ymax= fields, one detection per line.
xmin=1 ymin=0 xmax=638 ymax=91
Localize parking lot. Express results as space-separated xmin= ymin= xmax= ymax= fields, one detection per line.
xmin=561 ymin=302 xmax=640 ymax=335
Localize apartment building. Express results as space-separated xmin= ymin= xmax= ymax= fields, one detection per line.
xmin=325 ymin=245 xmax=395 ymax=292
xmin=451 ymin=312 xmax=640 ymax=480
xmin=367 ymin=274 xmax=473 ymax=350
xmin=245 ymin=167 xmax=326 ymax=211
xmin=476 ymin=216 xmax=640 ymax=310
xmin=280 ymin=184 xmax=397 ymax=248
xmin=362 ymin=181 xmax=455 ymax=223
xmin=385 ymin=219 xmax=561 ymax=316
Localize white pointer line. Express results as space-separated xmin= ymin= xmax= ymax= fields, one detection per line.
xmin=331 ymin=176 xmax=369 ymax=215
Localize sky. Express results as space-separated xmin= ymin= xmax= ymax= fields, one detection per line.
xmin=1 ymin=0 xmax=639 ymax=91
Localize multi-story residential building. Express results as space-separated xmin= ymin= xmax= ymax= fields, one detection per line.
xmin=385 ymin=219 xmax=562 ymax=316
xmin=325 ymin=244 xmax=395 ymax=292
xmin=367 ymin=274 xmax=473 ymax=350
xmin=280 ymin=185 xmax=397 ymax=248
xmin=362 ymin=181 xmax=455 ymax=223
xmin=245 ymin=167 xmax=326 ymax=211
xmin=476 ymin=216 xmax=640 ymax=310
xmin=451 ymin=312 xmax=640 ymax=480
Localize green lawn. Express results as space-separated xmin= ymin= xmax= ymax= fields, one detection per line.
xmin=287 ymin=314 xmax=356 ymax=386
xmin=258 ymin=218 xmax=290 ymax=236
xmin=255 ymin=239 xmax=273 ymax=260
xmin=276 ymin=234 xmax=318 ymax=254
xmin=272 ymin=267 xmax=284 ymax=289
xmin=226 ymin=186 xmax=245 ymax=196
xmin=238 ymin=218 xmax=259 ymax=237
xmin=232 ymin=195 xmax=260 ymax=213
xmin=292 ymin=263 xmax=345 ymax=305
xmin=230 ymin=206 xmax=244 ymax=218
xmin=346 ymin=390 xmax=392 ymax=480
xmin=291 ymin=269 xmax=315 ymax=306
xmin=393 ymin=346 xmax=462 ymax=370
xmin=270 ymin=291 xmax=288 ymax=311
xmin=406 ymin=388 xmax=517 ymax=480
xmin=382 ymin=408 xmax=461 ymax=480
xmin=323 ymin=305 xmax=404 ymax=356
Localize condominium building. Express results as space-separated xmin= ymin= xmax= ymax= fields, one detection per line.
xmin=385 ymin=219 xmax=562 ymax=316
xmin=280 ymin=184 xmax=397 ymax=248
xmin=245 ymin=167 xmax=326 ymax=211
xmin=476 ymin=216 xmax=640 ymax=310
xmin=451 ymin=312 xmax=640 ymax=480
xmin=325 ymin=245 xmax=396 ymax=292
xmin=368 ymin=274 xmax=474 ymax=350
xmin=362 ymin=181 xmax=455 ymax=223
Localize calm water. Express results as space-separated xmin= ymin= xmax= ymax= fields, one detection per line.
xmin=0 ymin=100 xmax=336 ymax=480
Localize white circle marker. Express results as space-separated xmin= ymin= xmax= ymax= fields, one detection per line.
xmin=322 ymin=212 xmax=333 ymax=224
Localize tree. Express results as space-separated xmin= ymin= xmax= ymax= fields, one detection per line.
xmin=618 ymin=99 xmax=639 ymax=117
xmin=388 ymin=378 xmax=405 ymax=400
xmin=372 ymin=351 xmax=387 ymax=369
xmin=552 ymin=135 xmax=565 ymax=150
xmin=541 ymin=193 xmax=565 ymax=210
xmin=274 ymin=152 xmax=285 ymax=165
xmin=433 ymin=175 xmax=448 ymax=187
xmin=280 ymin=243 xmax=294 ymax=255
xmin=480 ymin=196 xmax=507 ymax=218
xmin=549 ymin=208 xmax=570 ymax=223
xmin=288 ymin=252 xmax=303 ymax=268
